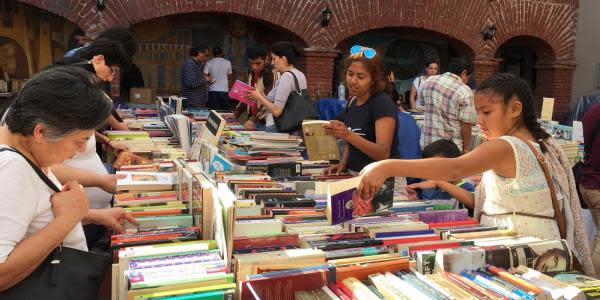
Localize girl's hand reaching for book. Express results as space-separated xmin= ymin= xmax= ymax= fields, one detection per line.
xmin=358 ymin=161 xmax=389 ymax=200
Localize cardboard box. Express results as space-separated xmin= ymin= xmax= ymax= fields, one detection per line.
xmin=130 ymin=88 xmax=156 ymax=104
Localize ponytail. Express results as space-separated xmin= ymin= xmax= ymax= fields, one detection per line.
xmin=477 ymin=73 xmax=551 ymax=152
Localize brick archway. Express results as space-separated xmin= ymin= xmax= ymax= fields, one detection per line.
xmin=14 ymin=0 xmax=579 ymax=107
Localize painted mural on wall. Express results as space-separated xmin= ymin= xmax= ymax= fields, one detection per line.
xmin=0 ymin=1 xmax=81 ymax=83
xmin=131 ymin=14 xmax=303 ymax=94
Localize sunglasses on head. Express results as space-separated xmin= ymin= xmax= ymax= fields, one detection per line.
xmin=350 ymin=45 xmax=376 ymax=59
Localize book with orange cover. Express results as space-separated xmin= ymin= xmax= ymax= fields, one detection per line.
xmin=335 ymin=258 xmax=410 ymax=281
xmin=427 ymin=219 xmax=479 ymax=229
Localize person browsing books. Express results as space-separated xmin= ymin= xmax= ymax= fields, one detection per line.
xmin=322 ymin=45 xmax=399 ymax=176
xmin=0 ymin=66 xmax=138 ymax=291
xmin=234 ymin=45 xmax=277 ymax=131
xmin=356 ymin=73 xmax=594 ymax=274
xmin=409 ymin=61 xmax=439 ymax=110
xmin=244 ymin=41 xmax=306 ymax=133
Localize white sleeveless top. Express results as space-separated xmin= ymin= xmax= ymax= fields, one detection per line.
xmin=480 ymin=136 xmax=562 ymax=240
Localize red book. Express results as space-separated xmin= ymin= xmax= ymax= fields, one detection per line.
xmin=328 ymin=282 xmax=352 ymax=300
xmin=408 ymin=241 xmax=463 ymax=255
xmin=382 ymin=235 xmax=440 ymax=246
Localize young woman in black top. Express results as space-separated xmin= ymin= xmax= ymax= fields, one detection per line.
xmin=323 ymin=46 xmax=399 ymax=175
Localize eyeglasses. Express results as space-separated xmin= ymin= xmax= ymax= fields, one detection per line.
xmin=350 ymin=45 xmax=376 ymax=59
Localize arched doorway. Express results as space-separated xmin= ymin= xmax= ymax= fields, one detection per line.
xmin=334 ymin=28 xmax=474 ymax=103
xmin=130 ymin=13 xmax=306 ymax=94
xmin=496 ymin=36 xmax=556 ymax=116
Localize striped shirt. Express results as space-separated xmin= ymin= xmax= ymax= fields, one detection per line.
xmin=421 ymin=72 xmax=476 ymax=150
xmin=181 ymin=57 xmax=208 ymax=108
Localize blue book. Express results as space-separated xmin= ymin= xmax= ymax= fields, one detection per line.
xmin=389 ymin=204 xmax=434 ymax=213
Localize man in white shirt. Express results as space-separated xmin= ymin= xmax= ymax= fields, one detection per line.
xmin=204 ymin=46 xmax=232 ymax=110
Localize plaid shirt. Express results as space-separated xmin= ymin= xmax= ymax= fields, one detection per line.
xmin=421 ymin=72 xmax=476 ymax=150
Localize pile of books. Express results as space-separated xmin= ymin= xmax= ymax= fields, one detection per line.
xmin=114 ymin=240 xmax=235 ymax=300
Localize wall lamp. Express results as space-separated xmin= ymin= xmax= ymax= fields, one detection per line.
xmin=321 ymin=8 xmax=332 ymax=27
xmin=482 ymin=25 xmax=497 ymax=41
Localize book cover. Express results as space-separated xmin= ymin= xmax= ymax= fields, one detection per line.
xmin=302 ymin=120 xmax=341 ymax=161
xmin=418 ymin=209 xmax=469 ymax=223
xmin=228 ymin=80 xmax=256 ymax=108
xmin=326 ymin=177 xmax=394 ymax=225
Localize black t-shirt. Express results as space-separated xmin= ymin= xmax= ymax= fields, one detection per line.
xmin=339 ymin=92 xmax=399 ymax=172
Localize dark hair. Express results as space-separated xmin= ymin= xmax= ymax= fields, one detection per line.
xmin=74 ymin=38 xmax=131 ymax=69
xmin=5 ymin=66 xmax=112 ymax=139
xmin=247 ymin=45 xmax=268 ymax=60
xmin=212 ymin=46 xmax=223 ymax=56
xmin=447 ymin=57 xmax=473 ymax=77
xmin=477 ymin=73 xmax=551 ymax=152
xmin=425 ymin=60 xmax=440 ymax=70
xmin=96 ymin=26 xmax=137 ymax=57
xmin=270 ymin=41 xmax=303 ymax=65
xmin=422 ymin=139 xmax=462 ymax=159
xmin=344 ymin=54 xmax=385 ymax=95
xmin=189 ymin=45 xmax=208 ymax=57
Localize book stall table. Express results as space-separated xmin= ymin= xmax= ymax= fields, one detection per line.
xmin=106 ymin=108 xmax=598 ymax=300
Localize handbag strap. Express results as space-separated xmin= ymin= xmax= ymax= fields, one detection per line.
xmin=516 ymin=137 xmax=567 ymax=239
xmin=0 ymin=147 xmax=60 ymax=192
xmin=285 ymin=71 xmax=301 ymax=93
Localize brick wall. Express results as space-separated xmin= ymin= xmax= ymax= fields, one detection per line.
xmin=16 ymin=0 xmax=580 ymax=118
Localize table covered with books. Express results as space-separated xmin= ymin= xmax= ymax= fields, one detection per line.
xmin=104 ymin=103 xmax=599 ymax=300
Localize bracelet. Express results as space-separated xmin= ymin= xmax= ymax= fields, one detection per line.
xmin=105 ymin=139 xmax=112 ymax=146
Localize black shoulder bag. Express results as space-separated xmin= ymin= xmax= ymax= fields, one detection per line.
xmin=274 ymin=71 xmax=318 ymax=133
xmin=0 ymin=147 xmax=110 ymax=300
xmin=573 ymin=120 xmax=600 ymax=209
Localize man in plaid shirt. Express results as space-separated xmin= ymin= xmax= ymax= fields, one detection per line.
xmin=421 ymin=57 xmax=477 ymax=153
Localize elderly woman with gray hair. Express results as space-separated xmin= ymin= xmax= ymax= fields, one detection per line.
xmin=0 ymin=66 xmax=136 ymax=293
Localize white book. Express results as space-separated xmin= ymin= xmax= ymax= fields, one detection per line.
xmin=116 ymin=171 xmax=174 ymax=192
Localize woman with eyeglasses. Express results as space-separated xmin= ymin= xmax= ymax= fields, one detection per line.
xmin=323 ymin=46 xmax=399 ymax=179
xmin=409 ymin=61 xmax=439 ymax=110
xmin=0 ymin=66 xmax=136 ymax=293
xmin=245 ymin=41 xmax=306 ymax=133
xmin=47 ymin=38 xmax=138 ymax=249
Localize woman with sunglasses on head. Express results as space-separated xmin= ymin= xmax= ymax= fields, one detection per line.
xmin=245 ymin=41 xmax=306 ymax=133
xmin=356 ymin=73 xmax=594 ymax=274
xmin=409 ymin=61 xmax=439 ymax=110
xmin=322 ymin=46 xmax=399 ymax=179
